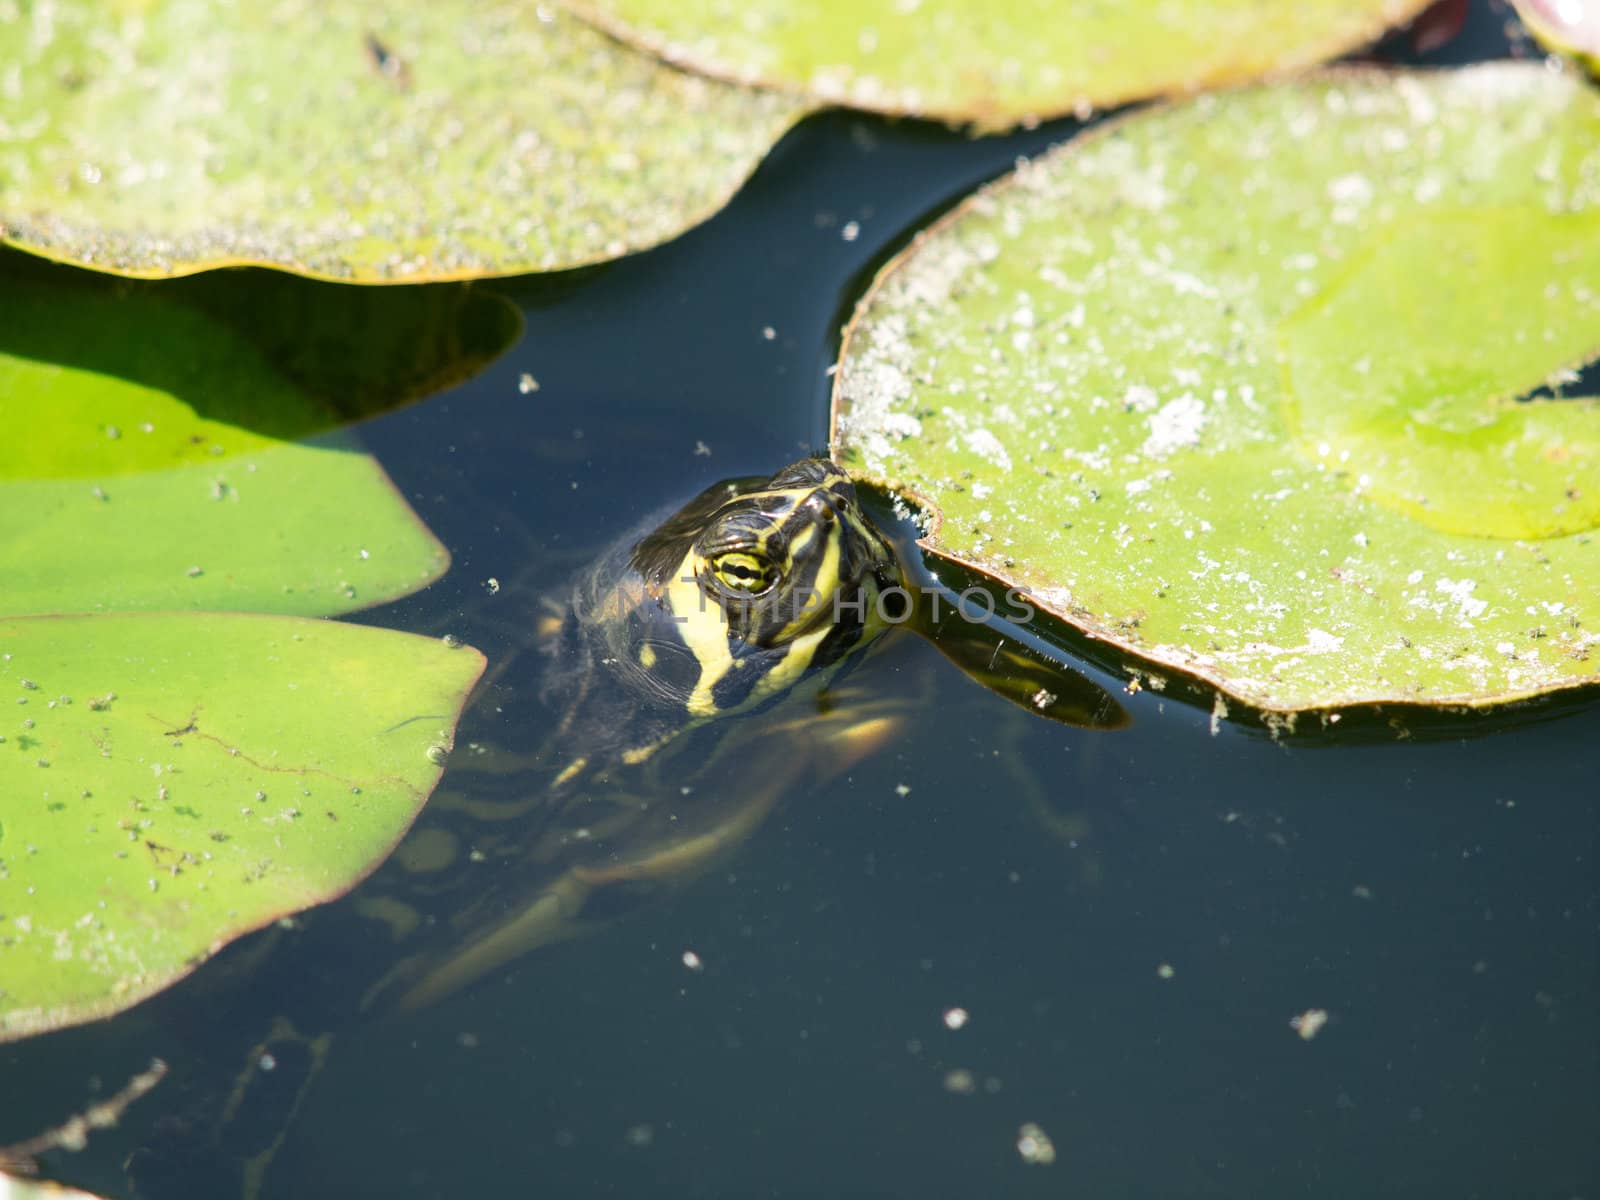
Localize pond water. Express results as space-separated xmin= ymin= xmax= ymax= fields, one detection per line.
xmin=4 ymin=5 xmax=1597 ymax=1198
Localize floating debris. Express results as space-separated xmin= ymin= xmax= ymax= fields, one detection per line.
xmin=942 ymin=1069 xmax=976 ymax=1095
xmin=1016 ymin=1122 xmax=1056 ymax=1165
xmin=0 ymin=1058 xmax=168 ymax=1172
xmin=1290 ymin=1008 xmax=1329 ymax=1040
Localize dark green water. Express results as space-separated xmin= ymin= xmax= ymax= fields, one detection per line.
xmin=4 ymin=5 xmax=1597 ymax=1197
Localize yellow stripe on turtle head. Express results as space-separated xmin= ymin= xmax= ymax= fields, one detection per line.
xmin=767 ymin=518 xmax=840 ymax=642
xmin=666 ymin=550 xmax=738 ymax=718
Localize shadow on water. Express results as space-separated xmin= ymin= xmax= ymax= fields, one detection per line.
xmin=0 ymin=247 xmax=525 ymax=428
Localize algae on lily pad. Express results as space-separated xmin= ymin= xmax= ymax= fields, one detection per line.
xmin=0 ymin=274 xmax=458 ymax=617
xmin=0 ymin=0 xmax=810 ymax=281
xmin=834 ymin=64 xmax=1600 ymax=714
xmin=0 ymin=613 xmax=486 ymax=1042
xmin=566 ymin=0 xmax=1432 ymax=129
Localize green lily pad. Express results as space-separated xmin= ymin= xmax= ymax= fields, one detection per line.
xmin=0 ymin=274 xmax=456 ymax=616
xmin=0 ymin=613 xmax=485 ymax=1042
xmin=0 ymin=0 xmax=810 ymax=282
xmin=833 ymin=64 xmax=1600 ymax=714
xmin=566 ymin=0 xmax=1432 ymax=129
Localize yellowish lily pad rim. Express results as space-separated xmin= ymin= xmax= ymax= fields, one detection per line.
xmin=0 ymin=0 xmax=812 ymax=282
xmin=566 ymin=0 xmax=1435 ymax=130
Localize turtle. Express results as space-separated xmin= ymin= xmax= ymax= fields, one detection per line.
xmin=122 ymin=456 xmax=1126 ymax=1198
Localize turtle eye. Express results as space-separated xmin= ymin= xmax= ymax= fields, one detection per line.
xmin=709 ymin=550 xmax=777 ymax=595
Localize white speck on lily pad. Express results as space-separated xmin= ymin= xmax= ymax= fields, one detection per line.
xmin=1141 ymin=394 xmax=1206 ymax=458
xmin=962 ymin=429 xmax=1011 ymax=471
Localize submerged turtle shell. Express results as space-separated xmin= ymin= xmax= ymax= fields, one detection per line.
xmin=122 ymin=457 xmax=1126 ymax=1196
xmin=353 ymin=457 xmax=903 ymax=1009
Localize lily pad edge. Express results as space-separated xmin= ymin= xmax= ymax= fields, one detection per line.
xmin=562 ymin=0 xmax=1436 ymax=129
xmin=0 ymin=115 xmax=816 ymax=288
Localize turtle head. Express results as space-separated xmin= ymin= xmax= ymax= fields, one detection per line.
xmin=688 ymin=458 xmax=895 ymax=647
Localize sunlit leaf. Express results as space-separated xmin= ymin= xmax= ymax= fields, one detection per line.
xmin=834 ymin=64 xmax=1600 ymax=714
xmin=0 ymin=1 xmax=811 ymax=281
xmin=0 ymin=613 xmax=485 ymax=1042
xmin=566 ymin=0 xmax=1433 ymax=129
xmin=1512 ymin=0 xmax=1600 ymax=75
xmin=0 ymin=272 xmax=461 ymax=616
